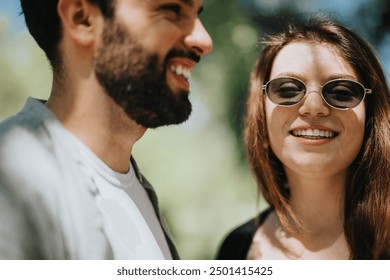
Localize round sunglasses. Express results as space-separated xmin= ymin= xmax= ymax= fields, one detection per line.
xmin=262 ymin=77 xmax=372 ymax=110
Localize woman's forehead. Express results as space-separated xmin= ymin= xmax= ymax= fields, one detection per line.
xmin=269 ymin=41 xmax=358 ymax=82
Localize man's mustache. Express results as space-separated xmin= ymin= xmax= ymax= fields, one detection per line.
xmin=166 ymin=49 xmax=201 ymax=64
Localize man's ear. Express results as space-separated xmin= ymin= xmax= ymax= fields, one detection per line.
xmin=57 ymin=0 xmax=102 ymax=47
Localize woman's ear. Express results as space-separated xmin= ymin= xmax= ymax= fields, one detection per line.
xmin=57 ymin=0 xmax=102 ymax=47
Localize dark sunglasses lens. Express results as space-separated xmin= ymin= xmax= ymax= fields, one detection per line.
xmin=266 ymin=78 xmax=306 ymax=106
xmin=323 ymin=80 xmax=365 ymax=109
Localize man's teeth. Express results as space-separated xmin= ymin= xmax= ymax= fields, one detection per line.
xmin=170 ymin=64 xmax=191 ymax=80
xmin=292 ymin=129 xmax=335 ymax=138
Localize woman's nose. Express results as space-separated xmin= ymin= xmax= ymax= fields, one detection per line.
xmin=298 ymin=89 xmax=331 ymax=117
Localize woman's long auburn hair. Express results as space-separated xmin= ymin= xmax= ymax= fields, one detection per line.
xmin=245 ymin=17 xmax=390 ymax=259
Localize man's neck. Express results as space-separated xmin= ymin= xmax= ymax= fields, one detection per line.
xmin=46 ymin=80 xmax=146 ymax=173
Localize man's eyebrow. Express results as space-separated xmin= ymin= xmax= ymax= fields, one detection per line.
xmin=179 ymin=0 xmax=194 ymax=6
xmin=178 ymin=0 xmax=204 ymax=15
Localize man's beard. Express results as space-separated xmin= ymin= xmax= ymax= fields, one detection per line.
xmin=94 ymin=19 xmax=194 ymax=128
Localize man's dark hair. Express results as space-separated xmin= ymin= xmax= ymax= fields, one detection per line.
xmin=20 ymin=0 xmax=115 ymax=68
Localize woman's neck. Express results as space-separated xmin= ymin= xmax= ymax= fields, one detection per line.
xmin=285 ymin=167 xmax=346 ymax=233
xmin=279 ymin=168 xmax=349 ymax=258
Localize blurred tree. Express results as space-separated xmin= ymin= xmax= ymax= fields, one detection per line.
xmin=357 ymin=0 xmax=390 ymax=44
xmin=0 ymin=16 xmax=51 ymax=120
xmin=198 ymin=0 xmax=260 ymax=162
xmin=0 ymin=19 xmax=26 ymax=117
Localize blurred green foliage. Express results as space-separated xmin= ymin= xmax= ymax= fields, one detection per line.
xmin=0 ymin=16 xmax=52 ymax=116
xmin=0 ymin=0 xmax=389 ymax=260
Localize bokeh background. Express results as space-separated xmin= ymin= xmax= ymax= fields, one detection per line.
xmin=0 ymin=0 xmax=389 ymax=259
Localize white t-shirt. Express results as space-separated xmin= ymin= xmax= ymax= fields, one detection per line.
xmin=71 ymin=135 xmax=172 ymax=260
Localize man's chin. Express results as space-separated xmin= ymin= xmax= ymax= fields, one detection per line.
xmin=129 ymin=103 xmax=192 ymax=129
xmin=134 ymin=114 xmax=191 ymax=129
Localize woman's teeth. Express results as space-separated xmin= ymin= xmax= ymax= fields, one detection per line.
xmin=292 ymin=129 xmax=336 ymax=138
xmin=170 ymin=64 xmax=191 ymax=80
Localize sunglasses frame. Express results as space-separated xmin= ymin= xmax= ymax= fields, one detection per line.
xmin=262 ymin=76 xmax=372 ymax=110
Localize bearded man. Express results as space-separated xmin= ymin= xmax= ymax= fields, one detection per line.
xmin=0 ymin=0 xmax=212 ymax=259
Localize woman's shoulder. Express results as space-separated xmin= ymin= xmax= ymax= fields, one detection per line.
xmin=216 ymin=207 xmax=273 ymax=260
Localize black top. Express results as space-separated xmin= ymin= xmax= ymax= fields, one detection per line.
xmin=216 ymin=208 xmax=273 ymax=260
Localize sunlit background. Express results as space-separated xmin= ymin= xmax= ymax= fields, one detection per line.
xmin=0 ymin=0 xmax=389 ymax=259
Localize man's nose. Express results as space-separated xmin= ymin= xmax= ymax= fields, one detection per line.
xmin=183 ymin=19 xmax=213 ymax=55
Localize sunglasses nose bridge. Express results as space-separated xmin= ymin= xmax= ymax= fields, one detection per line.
xmin=298 ymin=85 xmax=331 ymax=116
xmin=305 ymin=83 xmax=324 ymax=95
xmin=300 ymin=83 xmax=331 ymax=109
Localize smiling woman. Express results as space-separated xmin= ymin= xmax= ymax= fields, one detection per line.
xmin=266 ymin=42 xmax=366 ymax=180
xmin=217 ymin=16 xmax=390 ymax=260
